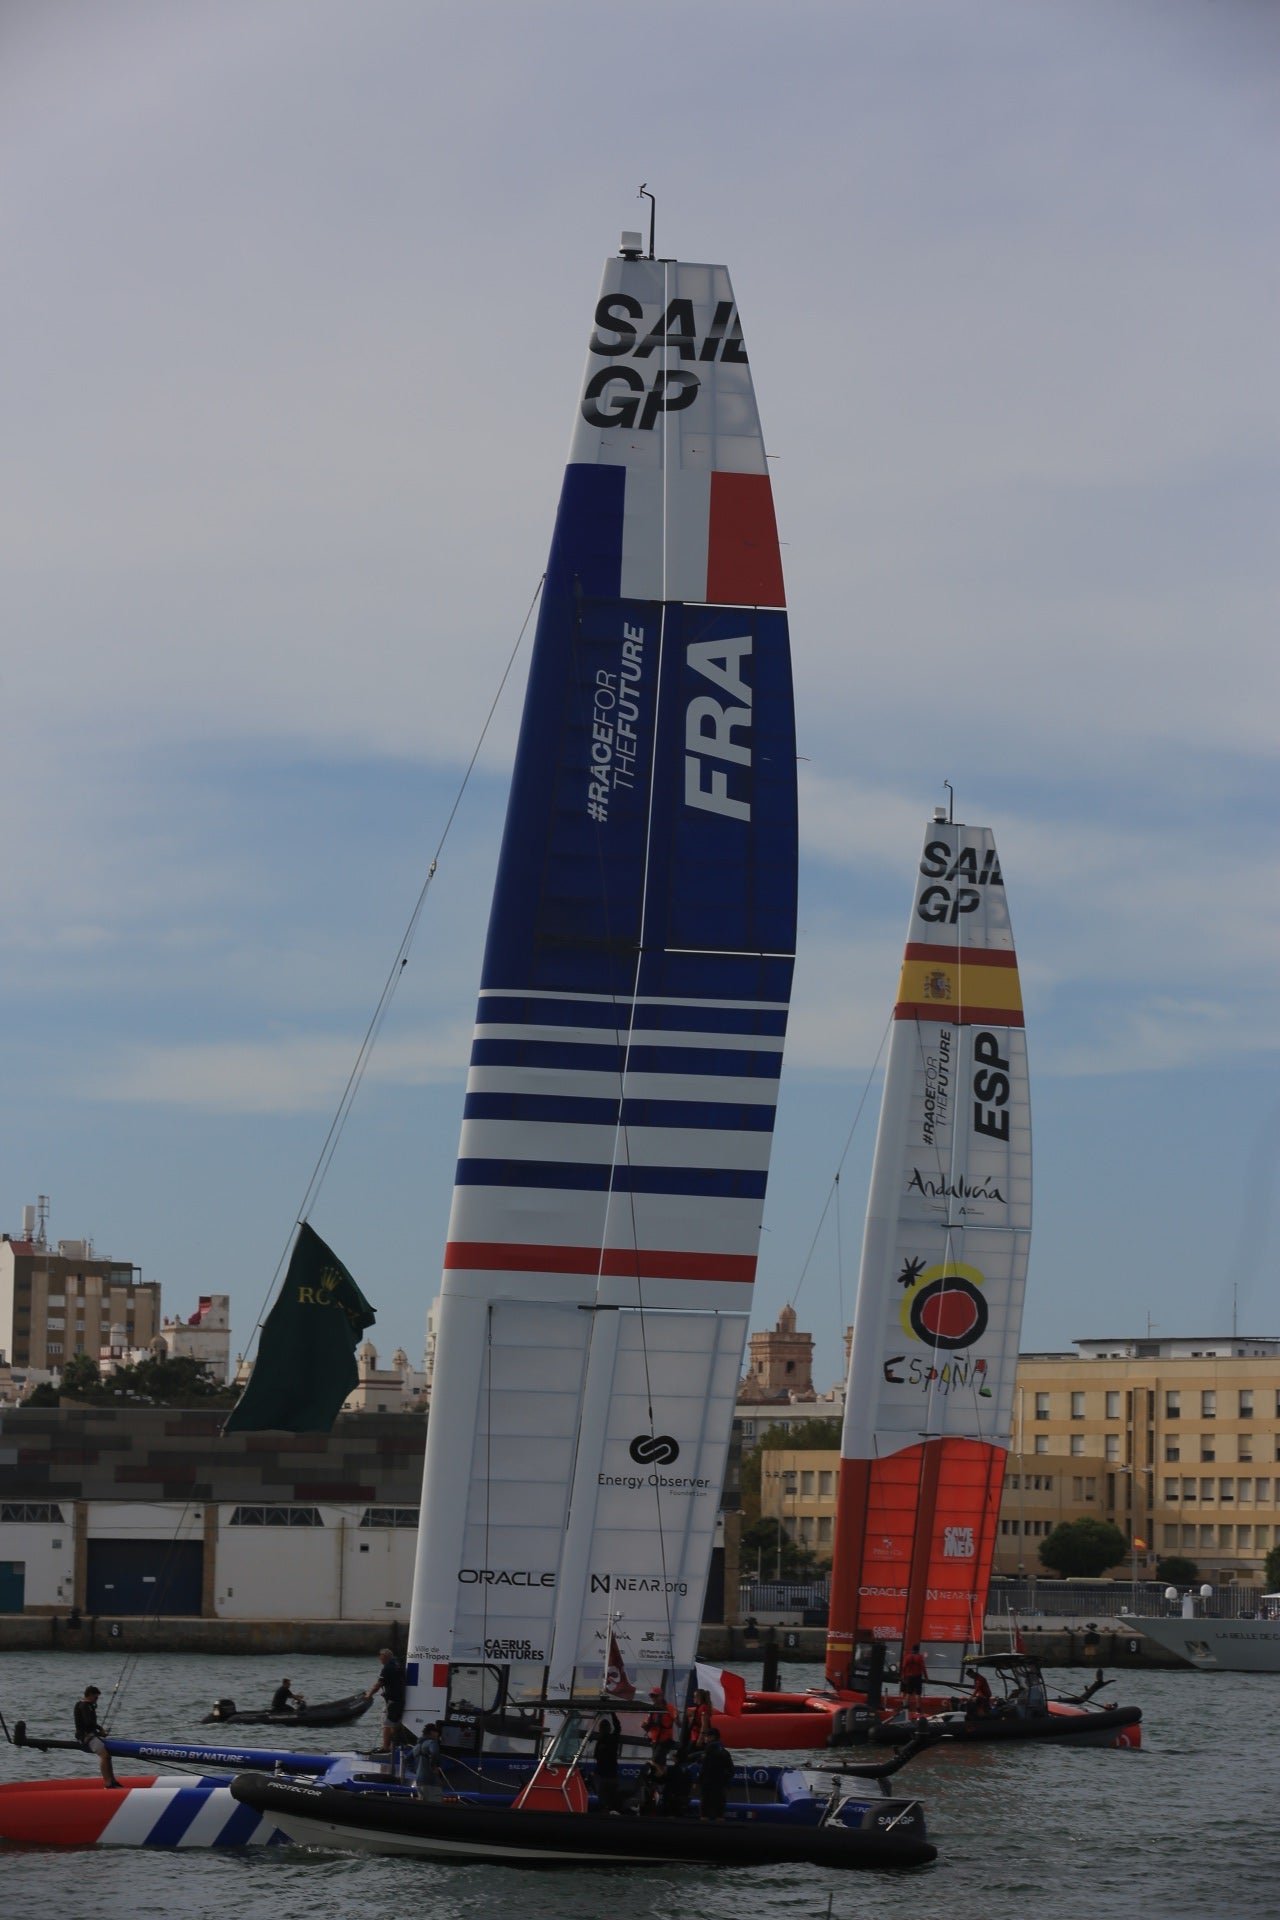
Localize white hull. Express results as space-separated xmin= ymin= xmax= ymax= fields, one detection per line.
xmin=1135 ymin=1615 xmax=1280 ymax=1672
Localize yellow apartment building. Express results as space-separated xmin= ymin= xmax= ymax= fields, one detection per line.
xmin=755 ymin=1335 xmax=1280 ymax=1589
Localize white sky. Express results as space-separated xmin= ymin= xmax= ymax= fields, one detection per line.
xmin=2 ymin=0 xmax=1276 ymax=1379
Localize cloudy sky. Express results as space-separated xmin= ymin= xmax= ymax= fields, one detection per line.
xmin=3 ymin=0 xmax=1276 ymax=1383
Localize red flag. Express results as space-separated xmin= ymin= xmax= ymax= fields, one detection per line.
xmin=605 ymin=1634 xmax=636 ymax=1700
xmin=1010 ymin=1609 xmax=1027 ymax=1655
xmin=695 ymin=1663 xmax=746 ymax=1715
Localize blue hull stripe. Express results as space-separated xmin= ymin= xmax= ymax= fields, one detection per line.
xmin=462 ymin=1092 xmax=779 ymax=1132
xmin=215 ymin=1799 xmax=269 ymax=1846
xmin=144 ymin=1787 xmax=215 ymax=1847
xmin=454 ymin=1159 xmax=769 ymax=1199
xmin=476 ymin=996 xmax=789 ymax=1037
xmin=469 ymin=1039 xmax=782 ymax=1078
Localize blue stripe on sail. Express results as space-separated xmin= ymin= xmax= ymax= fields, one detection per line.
xmin=462 ymin=1092 xmax=779 ymax=1132
xmin=469 ymin=1039 xmax=783 ymax=1078
xmin=546 ymin=462 xmax=625 ymax=599
xmin=454 ymin=1159 xmax=769 ymax=1199
xmin=144 ymin=1787 xmax=214 ymax=1847
xmin=475 ymin=995 xmax=790 ymax=1037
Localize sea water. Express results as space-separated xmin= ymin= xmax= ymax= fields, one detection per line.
xmin=0 ymin=1651 xmax=1269 ymax=1920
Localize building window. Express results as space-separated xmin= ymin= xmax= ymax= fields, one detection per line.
xmin=229 ymin=1506 xmax=324 ymax=1527
xmin=1163 ymin=1479 xmax=1179 ymax=1501
xmin=1239 ymin=1480 xmax=1254 ymax=1503
xmin=1105 ymin=1391 xmax=1120 ymax=1420
xmin=358 ymin=1508 xmax=418 ymax=1529
xmin=1162 ymin=1524 xmax=1179 ymax=1548
xmin=1201 ymin=1391 xmax=1216 ymax=1418
xmin=1034 ymin=1393 xmax=1049 ymax=1420
xmin=1070 ymin=1435 xmax=1084 ymax=1456
xmin=1240 ymin=1445 xmax=1253 ymax=1464
xmin=740 ymin=1421 xmax=756 ymax=1440
xmin=1201 ymin=1441 xmax=1215 ymax=1463
xmin=1239 ymin=1390 xmax=1254 ymax=1419
xmin=1200 ymin=1479 xmax=1214 ymax=1501
xmin=1238 ymin=1525 xmax=1253 ymax=1549
xmin=818 ymin=1470 xmax=833 ymax=1497
xmin=1166 ymin=1392 xmax=1180 ymax=1418
xmin=1034 ymin=1436 xmax=1049 ymax=1455
xmin=1258 ymin=1479 xmax=1273 ymax=1504
xmin=817 ymin=1516 xmax=832 ymax=1546
xmin=800 ymin=1470 xmax=815 ymax=1497
xmin=0 ymin=1503 xmax=66 ymax=1523
xmin=1105 ymin=1435 xmax=1119 ymax=1462
xmin=1070 ymin=1392 xmax=1085 ymax=1419
xmin=1165 ymin=1442 xmax=1180 ymax=1462
xmin=1219 ymin=1479 xmax=1234 ymax=1502
xmin=1182 ymin=1478 xmax=1196 ymax=1501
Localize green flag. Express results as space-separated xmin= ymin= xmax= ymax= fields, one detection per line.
xmin=224 ymin=1223 xmax=376 ymax=1433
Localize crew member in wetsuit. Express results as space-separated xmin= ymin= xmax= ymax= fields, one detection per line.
xmin=366 ymin=1646 xmax=407 ymax=1750
xmin=964 ymin=1666 xmax=994 ymax=1718
xmin=74 ymin=1685 xmax=121 ymax=1788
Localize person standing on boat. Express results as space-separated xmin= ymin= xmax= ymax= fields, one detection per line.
xmin=366 ymin=1646 xmax=406 ymax=1749
xmin=591 ymin=1711 xmax=625 ymax=1814
xmin=900 ymin=1644 xmax=928 ymax=1719
xmin=269 ymin=1678 xmax=305 ymax=1714
xmin=74 ymin=1685 xmax=121 ymax=1789
xmin=637 ymin=1748 xmax=668 ymax=1816
xmin=642 ymin=1686 xmax=676 ymax=1757
xmin=695 ymin=1727 xmax=735 ymax=1822
xmin=680 ymin=1687 xmax=714 ymax=1754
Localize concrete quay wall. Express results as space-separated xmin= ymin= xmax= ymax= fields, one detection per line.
xmin=0 ymin=1616 xmax=1183 ymax=1667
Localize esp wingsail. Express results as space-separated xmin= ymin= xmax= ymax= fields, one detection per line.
xmin=405 ymin=233 xmax=797 ymax=1723
xmin=826 ymin=816 xmax=1031 ymax=1682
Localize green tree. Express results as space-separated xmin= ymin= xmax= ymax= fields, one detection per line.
xmin=97 ymin=1354 xmax=239 ymax=1407
xmin=741 ymin=1515 xmax=820 ymax=1580
xmin=60 ymin=1352 xmax=102 ymax=1399
xmin=1038 ymin=1516 xmax=1129 ymax=1578
xmin=1264 ymin=1544 xmax=1280 ymax=1591
xmin=1155 ymin=1555 xmax=1200 ymax=1586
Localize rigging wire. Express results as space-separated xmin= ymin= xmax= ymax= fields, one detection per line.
xmin=238 ymin=575 xmax=545 ymax=1354
xmin=788 ymin=1009 xmax=893 ymax=1318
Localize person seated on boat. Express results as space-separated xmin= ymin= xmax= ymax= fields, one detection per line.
xmin=694 ymin=1727 xmax=735 ymax=1823
xmin=269 ymin=1678 xmax=305 ymax=1715
xmin=74 ymin=1684 xmax=121 ymax=1789
xmin=408 ymin=1722 xmax=445 ymax=1801
xmin=642 ymin=1686 xmax=676 ymax=1757
xmin=1025 ymin=1671 xmax=1048 ymax=1715
xmin=591 ymin=1711 xmax=626 ymax=1814
xmin=963 ymin=1667 xmax=993 ymax=1719
xmin=899 ymin=1644 xmax=929 ymax=1719
xmin=366 ymin=1646 xmax=407 ymax=1751
xmin=638 ymin=1749 xmax=669 ymax=1816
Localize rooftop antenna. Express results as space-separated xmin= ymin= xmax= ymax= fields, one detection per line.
xmin=37 ymin=1194 xmax=49 ymax=1250
xmin=638 ymin=183 xmax=656 ymax=259
xmin=943 ymin=780 xmax=954 ymax=824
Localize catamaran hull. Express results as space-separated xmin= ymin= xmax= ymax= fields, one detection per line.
xmin=229 ymin=1772 xmax=936 ymax=1869
xmin=874 ymin=1706 xmax=1141 ymax=1749
xmin=0 ymin=1775 xmax=290 ymax=1847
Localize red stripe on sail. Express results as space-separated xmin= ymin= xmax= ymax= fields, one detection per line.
xmin=902 ymin=943 xmax=1018 ymax=967
xmin=706 ymin=472 xmax=785 ymax=608
xmin=444 ymin=1241 xmax=757 ymax=1283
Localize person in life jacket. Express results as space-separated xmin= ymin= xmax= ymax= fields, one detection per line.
xmin=642 ymin=1686 xmax=676 ymax=1755
xmin=899 ymin=1643 xmax=929 ymax=1719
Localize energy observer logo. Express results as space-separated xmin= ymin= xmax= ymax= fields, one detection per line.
xmin=628 ymin=1433 xmax=680 ymax=1466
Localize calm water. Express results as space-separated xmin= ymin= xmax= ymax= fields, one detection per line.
xmin=0 ymin=1652 xmax=1271 ymax=1919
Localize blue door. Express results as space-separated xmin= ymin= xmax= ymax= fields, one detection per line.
xmin=0 ymin=1561 xmax=25 ymax=1612
xmin=86 ymin=1540 xmax=203 ymax=1615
